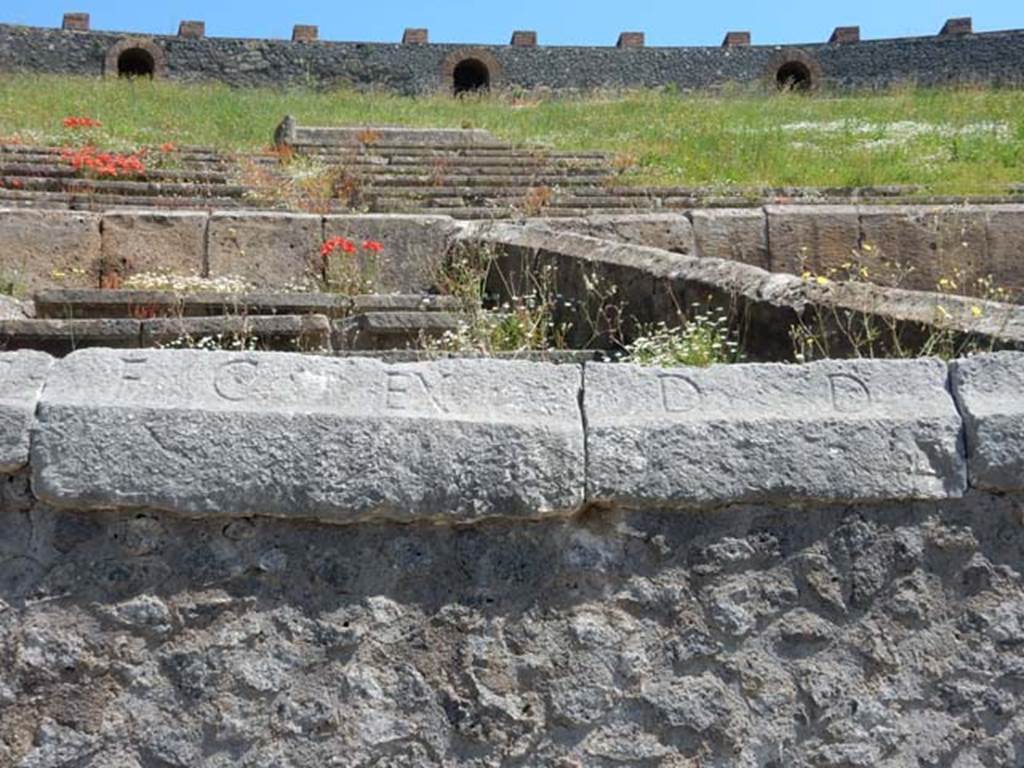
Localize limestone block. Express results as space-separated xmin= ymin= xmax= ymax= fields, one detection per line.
xmin=101 ymin=210 xmax=207 ymax=279
xmin=765 ymin=205 xmax=860 ymax=277
xmin=0 ymin=209 xmax=101 ymax=293
xmin=207 ymin=212 xmax=323 ymax=288
xmin=984 ymin=205 xmax=1024 ymax=298
xmin=0 ymin=350 xmax=52 ymax=473
xmin=322 ymin=215 xmax=462 ymax=293
xmin=585 ymin=358 xmax=965 ymax=507
xmin=0 ymin=319 xmax=141 ymax=355
xmin=335 ymin=312 xmax=463 ymax=350
xmin=690 ymin=209 xmax=769 ymax=269
xmin=537 ymin=214 xmax=695 ymax=255
xmin=858 ymin=205 xmax=988 ymax=291
xmin=950 ymin=352 xmax=1024 ymax=492
xmin=32 ymin=350 xmax=585 ymax=523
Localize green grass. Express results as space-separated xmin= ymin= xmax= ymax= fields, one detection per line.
xmin=1 ymin=73 xmax=1022 ymax=194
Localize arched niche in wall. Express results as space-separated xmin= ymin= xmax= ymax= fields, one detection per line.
xmin=104 ymin=38 xmax=168 ymax=79
xmin=441 ymin=48 xmax=503 ymax=95
xmin=765 ymin=49 xmax=822 ymax=92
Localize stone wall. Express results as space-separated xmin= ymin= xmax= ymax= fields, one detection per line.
xmin=1 ymin=348 xmax=1023 ymax=765
xmin=4 ymin=205 xmax=1024 ymax=297
xmin=1 ymin=20 xmax=1023 ymax=93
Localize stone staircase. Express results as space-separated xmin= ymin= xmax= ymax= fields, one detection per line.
xmin=273 ymin=121 xmax=658 ymax=218
xmin=0 ymin=289 xmax=469 ymax=356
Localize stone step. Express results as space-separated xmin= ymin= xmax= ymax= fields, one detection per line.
xmin=33 ymin=290 xmax=463 ymax=321
xmin=0 ymin=145 xmax=231 ymax=163
xmin=0 ymin=188 xmax=247 ymax=211
xmin=334 ymin=311 xmax=464 ymax=350
xmin=297 ymin=162 xmax=612 ymax=177
xmin=140 ymin=315 xmax=333 ymax=351
xmin=291 ymin=154 xmax=611 ymax=169
xmin=288 ymin=144 xmax=608 ymax=160
xmin=363 ymin=174 xmax=612 ymax=188
xmin=0 ymin=163 xmax=234 ymax=184
xmin=288 ymin=125 xmax=506 ymax=149
xmin=0 ymin=315 xmax=332 ymax=355
xmin=1 ymin=310 xmax=478 ymax=356
xmin=1 ymin=176 xmax=247 ymax=198
xmin=0 ymin=318 xmax=142 ymax=354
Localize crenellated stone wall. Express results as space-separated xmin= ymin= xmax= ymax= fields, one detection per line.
xmin=1 ymin=17 xmax=1023 ymax=93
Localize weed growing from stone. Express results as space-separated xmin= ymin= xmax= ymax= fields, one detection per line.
xmin=625 ymin=306 xmax=743 ymax=368
xmin=791 ymin=245 xmax=1017 ymax=361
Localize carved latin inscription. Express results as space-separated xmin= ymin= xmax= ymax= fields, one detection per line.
xmin=215 ymin=359 xmax=260 ymax=402
xmin=659 ymin=374 xmax=703 ymax=413
xmin=829 ymin=374 xmax=872 ymax=413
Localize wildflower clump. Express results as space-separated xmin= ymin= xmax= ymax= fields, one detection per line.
xmin=625 ymin=306 xmax=742 ymax=368
xmin=62 ymin=146 xmax=146 ymax=178
xmin=62 ymin=116 xmax=102 ymax=129
xmin=319 ymin=237 xmax=383 ymax=294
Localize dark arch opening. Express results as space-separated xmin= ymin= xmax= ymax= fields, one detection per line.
xmin=776 ymin=61 xmax=812 ymax=92
xmin=453 ymin=59 xmax=490 ymax=95
xmin=118 ymin=48 xmax=155 ymax=79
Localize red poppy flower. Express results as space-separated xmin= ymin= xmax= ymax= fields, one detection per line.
xmin=362 ymin=240 xmax=384 ymax=253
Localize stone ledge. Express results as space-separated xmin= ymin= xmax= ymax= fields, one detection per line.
xmin=585 ymin=358 xmax=966 ymax=508
xmin=5 ymin=349 xmax=1022 ymax=524
xmin=950 ymin=351 xmax=1024 ymax=492
xmin=0 ymin=350 xmax=52 ymax=472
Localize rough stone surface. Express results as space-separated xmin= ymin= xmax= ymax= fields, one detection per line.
xmin=207 ymin=212 xmax=323 ymax=288
xmin=858 ymin=205 xmax=989 ymax=291
xmin=100 ymin=210 xmax=207 ymax=280
xmin=0 ymin=295 xmax=27 ymax=320
xmin=984 ymin=205 xmax=1024 ymax=298
xmin=536 ymin=213 xmax=695 ymax=255
xmin=951 ymin=352 xmax=1024 ymax=493
xmin=766 ymin=205 xmax=861 ymax=277
xmin=690 ymin=208 xmax=769 ymax=269
xmin=586 ymin=358 xmax=965 ymax=507
xmin=2 ymin=488 xmax=1024 ymax=766
xmin=32 ymin=349 xmax=585 ymax=522
xmin=322 ymin=214 xmax=462 ymax=293
xmin=0 ymin=208 xmax=101 ymax=293
xmin=0 ymin=351 xmax=51 ymax=473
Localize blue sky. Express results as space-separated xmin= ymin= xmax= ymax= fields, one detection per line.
xmin=4 ymin=1 xmax=1021 ymax=47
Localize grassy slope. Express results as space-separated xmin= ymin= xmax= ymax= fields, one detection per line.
xmin=0 ymin=74 xmax=1022 ymax=194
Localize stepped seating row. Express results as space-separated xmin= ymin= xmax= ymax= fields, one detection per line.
xmin=1 ymin=290 xmax=471 ymax=357
xmin=5 ymin=124 xmax=1024 ymax=219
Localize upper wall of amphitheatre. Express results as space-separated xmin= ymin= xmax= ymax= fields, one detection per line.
xmin=0 ymin=13 xmax=1022 ymax=94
